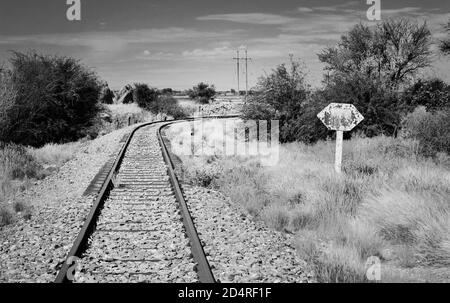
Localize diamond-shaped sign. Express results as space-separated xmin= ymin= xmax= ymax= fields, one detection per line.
xmin=317 ymin=103 xmax=364 ymax=131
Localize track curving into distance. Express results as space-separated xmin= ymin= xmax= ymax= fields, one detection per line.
xmin=55 ymin=116 xmax=237 ymax=283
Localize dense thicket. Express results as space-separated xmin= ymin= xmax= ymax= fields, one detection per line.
xmin=0 ymin=51 xmax=102 ymax=147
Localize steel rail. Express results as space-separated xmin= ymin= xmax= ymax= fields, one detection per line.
xmin=54 ymin=115 xmax=239 ymax=283
xmin=157 ymin=115 xmax=239 ymax=283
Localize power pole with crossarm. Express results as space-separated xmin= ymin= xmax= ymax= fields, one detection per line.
xmin=232 ymin=50 xmax=240 ymax=96
xmin=232 ymin=48 xmax=252 ymax=98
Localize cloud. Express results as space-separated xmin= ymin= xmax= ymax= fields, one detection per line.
xmin=0 ymin=27 xmax=242 ymax=52
xmin=182 ymin=46 xmax=232 ymax=59
xmin=143 ymin=50 xmax=151 ymax=56
xmin=382 ymin=7 xmax=423 ymax=15
xmin=297 ymin=7 xmax=314 ymax=13
xmin=197 ymin=13 xmax=297 ymax=25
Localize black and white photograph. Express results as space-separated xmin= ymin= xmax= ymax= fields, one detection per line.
xmin=0 ymin=0 xmax=449 ymax=292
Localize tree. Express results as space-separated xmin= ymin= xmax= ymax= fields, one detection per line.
xmin=440 ymin=19 xmax=450 ymax=56
xmin=133 ymin=83 xmax=159 ymax=109
xmin=243 ymin=59 xmax=314 ymax=142
xmin=0 ymin=51 xmax=102 ymax=147
xmin=318 ymin=19 xmax=433 ymax=137
xmin=188 ymin=82 xmax=216 ymax=104
xmin=319 ymin=19 xmax=432 ymax=91
xmin=99 ymin=84 xmax=114 ymax=104
xmin=161 ymin=88 xmax=173 ymax=95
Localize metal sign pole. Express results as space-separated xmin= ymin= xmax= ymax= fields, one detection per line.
xmin=335 ymin=130 xmax=343 ymax=173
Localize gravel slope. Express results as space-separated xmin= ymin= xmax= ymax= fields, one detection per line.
xmin=0 ymin=125 xmax=137 ymax=283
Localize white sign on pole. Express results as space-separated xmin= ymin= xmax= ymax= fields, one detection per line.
xmin=317 ymin=103 xmax=364 ymax=173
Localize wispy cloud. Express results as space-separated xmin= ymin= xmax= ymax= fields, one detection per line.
xmin=297 ymin=7 xmax=314 ymax=13
xmin=197 ymin=13 xmax=297 ymax=25
xmin=0 ymin=28 xmax=243 ymax=52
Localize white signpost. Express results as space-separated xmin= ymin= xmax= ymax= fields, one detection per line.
xmin=317 ymin=103 xmax=364 ymax=173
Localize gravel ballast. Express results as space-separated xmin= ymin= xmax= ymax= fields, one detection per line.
xmin=74 ymin=125 xmax=198 ymax=283
xmin=183 ymin=185 xmax=313 ymax=283
xmin=0 ymin=126 xmax=137 ymax=283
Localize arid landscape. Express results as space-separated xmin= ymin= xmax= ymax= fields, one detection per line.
xmin=0 ymin=0 xmax=449 ymax=288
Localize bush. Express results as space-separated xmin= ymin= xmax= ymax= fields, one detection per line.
xmin=242 ymin=59 xmax=311 ymax=143
xmin=402 ymin=106 xmax=450 ymax=156
xmin=100 ymin=85 xmax=114 ymax=104
xmin=0 ymin=51 xmax=102 ymax=147
xmin=401 ymin=79 xmax=450 ymax=112
xmin=133 ymin=83 xmax=159 ymax=109
xmin=0 ymin=143 xmax=42 ymax=180
xmin=188 ymin=82 xmax=216 ymax=103
xmin=149 ymin=95 xmax=188 ymax=119
xmin=27 ymin=142 xmax=79 ymax=167
xmin=198 ymin=96 xmax=210 ymax=104
xmin=161 ymin=88 xmax=173 ymax=95
xmin=321 ymin=75 xmax=402 ymax=137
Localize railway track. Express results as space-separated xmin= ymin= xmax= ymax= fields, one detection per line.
xmin=55 ymin=117 xmax=235 ymax=283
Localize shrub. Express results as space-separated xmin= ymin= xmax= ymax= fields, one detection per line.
xmin=401 ymin=78 xmax=450 ymax=112
xmin=0 ymin=143 xmax=42 ymax=180
xmin=0 ymin=51 xmax=102 ymax=147
xmin=321 ymin=76 xmax=402 ymax=137
xmin=188 ymin=82 xmax=216 ymax=103
xmin=27 ymin=142 xmax=79 ymax=167
xmin=242 ymin=59 xmax=318 ymax=143
xmin=198 ymin=96 xmax=210 ymax=104
xmin=133 ymin=83 xmax=159 ymax=109
xmin=161 ymin=88 xmax=173 ymax=95
xmin=150 ymin=96 xmax=188 ymax=119
xmin=99 ymin=85 xmax=114 ymax=104
xmin=402 ymin=106 xmax=450 ymax=156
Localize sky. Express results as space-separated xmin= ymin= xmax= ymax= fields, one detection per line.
xmin=0 ymin=0 xmax=449 ymax=90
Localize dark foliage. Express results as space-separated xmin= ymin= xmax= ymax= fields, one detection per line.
xmin=242 ymin=59 xmax=330 ymax=143
xmin=100 ymin=85 xmax=114 ymax=104
xmin=150 ymin=95 xmax=188 ymax=119
xmin=440 ymin=19 xmax=450 ymax=56
xmin=401 ymin=78 xmax=450 ymax=112
xmin=188 ymin=82 xmax=216 ymax=103
xmin=322 ymin=75 xmax=402 ymax=137
xmin=161 ymin=88 xmax=173 ymax=95
xmin=133 ymin=83 xmax=159 ymax=108
xmin=0 ymin=51 xmax=102 ymax=147
xmin=317 ymin=19 xmax=433 ymax=138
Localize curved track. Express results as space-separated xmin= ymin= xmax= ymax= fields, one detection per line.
xmin=55 ymin=116 xmax=236 ymax=283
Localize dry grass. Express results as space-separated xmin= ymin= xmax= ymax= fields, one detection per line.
xmin=27 ymin=142 xmax=80 ymax=167
xmin=167 ymin=122 xmax=450 ymax=283
xmin=106 ymin=103 xmax=146 ymax=115
xmin=1 ymin=141 xmax=82 ymax=227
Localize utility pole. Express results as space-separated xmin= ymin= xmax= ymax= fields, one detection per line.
xmin=232 ymin=50 xmax=240 ymax=96
xmin=232 ymin=48 xmax=252 ymax=98
xmin=244 ymin=49 xmax=252 ymax=98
